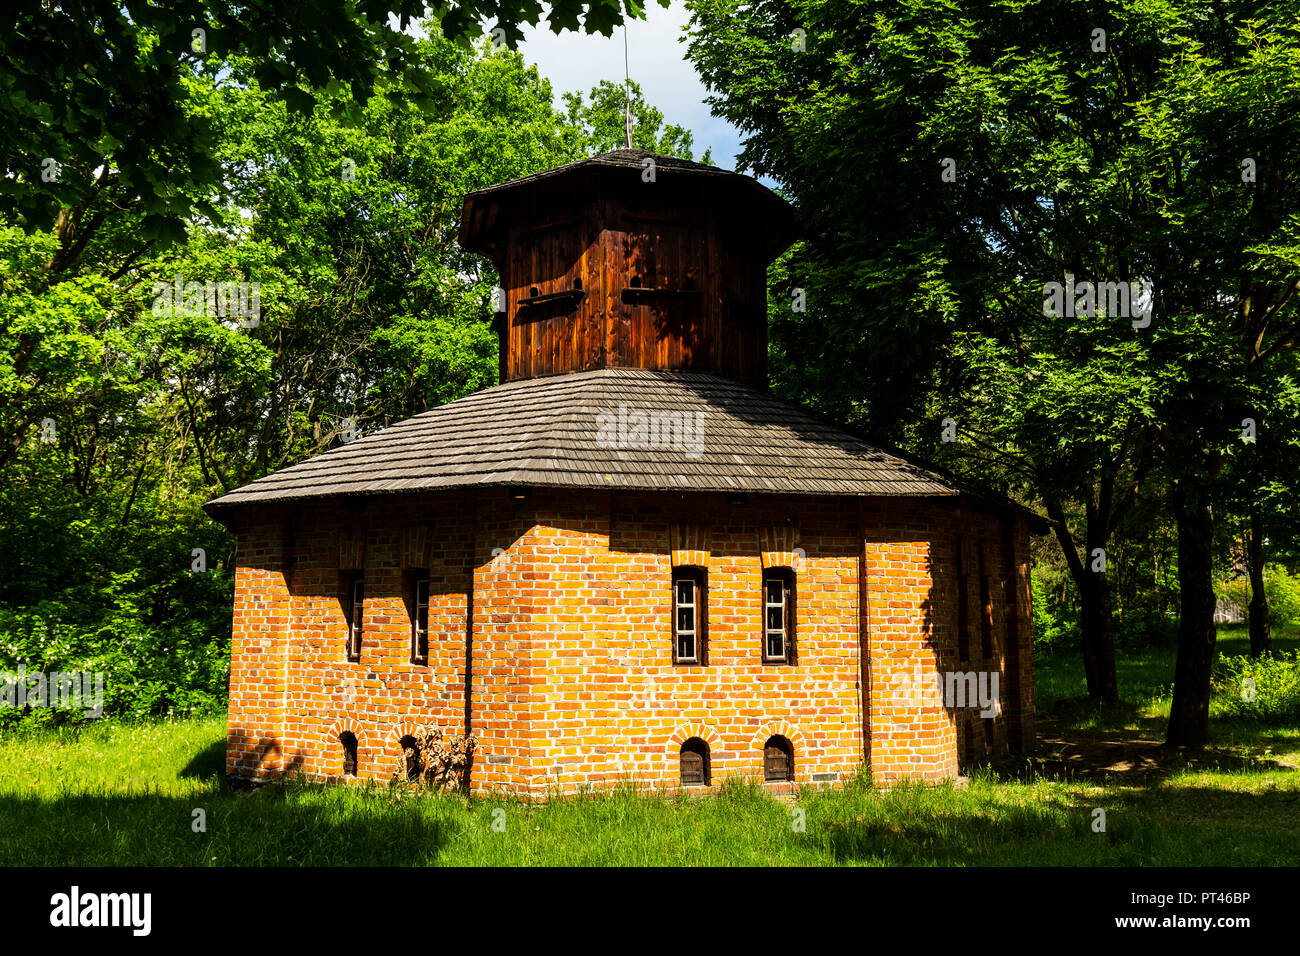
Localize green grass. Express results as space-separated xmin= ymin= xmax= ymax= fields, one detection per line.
xmin=1035 ymin=624 xmax=1300 ymax=762
xmin=1 ymin=627 xmax=1297 ymax=866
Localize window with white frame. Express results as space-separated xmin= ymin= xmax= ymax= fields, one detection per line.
xmin=410 ymin=574 xmax=430 ymax=664
xmin=672 ymin=567 xmax=706 ymax=664
xmin=762 ymin=568 xmax=796 ymax=664
xmin=343 ymin=573 xmax=364 ymax=661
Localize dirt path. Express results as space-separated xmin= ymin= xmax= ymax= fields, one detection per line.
xmin=1024 ymin=717 xmax=1297 ymax=782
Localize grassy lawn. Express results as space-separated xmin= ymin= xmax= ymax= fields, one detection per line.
xmin=0 ymin=627 xmax=1296 ymax=866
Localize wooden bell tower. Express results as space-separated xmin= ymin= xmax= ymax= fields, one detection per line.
xmin=458 ymin=150 xmax=797 ymax=387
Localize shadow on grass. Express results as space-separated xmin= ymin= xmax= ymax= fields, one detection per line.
xmin=0 ymin=782 xmax=458 ymax=866
xmin=817 ymin=781 xmax=1299 ymax=866
xmin=180 ymin=739 xmax=227 ymax=780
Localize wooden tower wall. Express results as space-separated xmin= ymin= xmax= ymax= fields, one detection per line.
xmin=492 ymin=171 xmax=770 ymax=385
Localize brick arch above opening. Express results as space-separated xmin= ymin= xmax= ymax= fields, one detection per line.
xmin=326 ymin=717 xmax=367 ymax=778
xmin=389 ymin=720 xmax=428 ymax=751
xmin=748 ymin=721 xmax=805 ymax=753
xmin=326 ymin=716 xmax=368 ymax=748
xmin=758 ymin=525 xmax=801 ymax=570
xmin=669 ymin=522 xmax=710 ymax=568
xmin=666 ymin=723 xmax=722 ymax=753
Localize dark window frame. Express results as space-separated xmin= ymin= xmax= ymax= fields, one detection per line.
xmin=762 ymin=567 xmax=797 ymax=665
xmin=342 ymin=571 xmax=364 ymax=662
xmin=671 ymin=566 xmax=708 ymax=665
xmin=409 ymin=572 xmax=431 ymax=665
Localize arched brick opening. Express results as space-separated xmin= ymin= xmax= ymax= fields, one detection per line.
xmin=679 ymin=737 xmax=711 ymax=786
xmin=763 ymin=734 xmax=794 ymax=782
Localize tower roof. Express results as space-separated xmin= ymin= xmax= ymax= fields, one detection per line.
xmin=458 ymin=149 xmax=797 ymax=262
xmin=205 ymin=368 xmax=962 ymax=515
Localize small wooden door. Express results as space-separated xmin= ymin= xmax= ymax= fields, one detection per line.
xmin=764 ymin=743 xmax=791 ymax=781
xmin=680 ymin=750 xmax=704 ymax=786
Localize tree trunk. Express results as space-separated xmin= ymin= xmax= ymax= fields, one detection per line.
xmin=1079 ymin=567 xmax=1118 ymax=703
xmin=1246 ymin=510 xmax=1271 ymax=658
xmin=1166 ymin=481 xmax=1218 ymax=748
xmin=1049 ymin=500 xmax=1119 ymax=704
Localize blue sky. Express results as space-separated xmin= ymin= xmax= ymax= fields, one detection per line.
xmin=514 ymin=1 xmax=747 ymax=170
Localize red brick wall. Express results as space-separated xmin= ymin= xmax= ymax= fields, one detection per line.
xmin=224 ymin=489 xmax=1037 ymax=794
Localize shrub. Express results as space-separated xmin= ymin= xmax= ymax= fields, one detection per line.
xmin=0 ymin=585 xmax=230 ymax=729
xmin=393 ymin=729 xmax=478 ymax=792
xmin=1113 ymin=607 xmax=1179 ymax=649
xmin=1215 ymin=565 xmax=1300 ymax=630
xmin=1031 ymin=575 xmax=1077 ymax=653
xmin=1212 ymin=650 xmax=1300 ymax=724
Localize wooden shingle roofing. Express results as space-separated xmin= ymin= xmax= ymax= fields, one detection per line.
xmin=203 ymin=368 xmax=963 ymax=515
xmin=458 ymin=149 xmax=797 ymax=261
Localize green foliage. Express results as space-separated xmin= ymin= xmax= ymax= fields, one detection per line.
xmin=0 ymin=29 xmax=708 ymax=727
xmin=1217 ymin=564 xmax=1300 ymax=629
xmin=1031 ymin=573 xmax=1075 ymax=653
xmin=562 ymin=79 xmax=712 ymax=162
xmin=1213 ymin=650 xmax=1300 ymax=723
xmin=1113 ymin=608 xmax=1179 ymax=651
xmin=2 ymin=0 xmax=668 ymax=242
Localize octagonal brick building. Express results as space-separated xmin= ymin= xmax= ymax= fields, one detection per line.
xmin=207 ymin=149 xmax=1042 ymax=797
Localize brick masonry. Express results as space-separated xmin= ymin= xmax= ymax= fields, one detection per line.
xmin=225 ymin=488 xmax=1035 ymax=796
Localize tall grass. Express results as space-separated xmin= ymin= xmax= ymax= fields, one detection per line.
xmin=0 ymin=628 xmax=1296 ymax=866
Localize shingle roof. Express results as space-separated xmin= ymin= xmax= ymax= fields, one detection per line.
xmin=466 ymin=149 xmax=732 ymax=198
xmin=458 ymin=149 xmax=797 ymax=261
xmin=204 ymin=368 xmax=961 ymax=515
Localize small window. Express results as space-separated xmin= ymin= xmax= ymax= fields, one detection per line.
xmin=762 ymin=568 xmax=796 ymax=664
xmin=573 ymin=277 xmax=583 ymax=290
xmin=340 ymin=732 xmax=358 ymax=777
xmin=630 ymin=275 xmax=642 ymax=288
xmin=979 ymin=573 xmax=994 ymax=659
xmin=763 ymin=735 xmax=793 ymax=782
xmin=410 ymin=574 xmax=430 ymax=664
xmin=400 ymin=735 xmax=422 ymax=782
xmin=680 ymin=737 xmax=710 ymax=786
xmin=672 ymin=567 xmax=707 ymax=665
xmin=956 ymin=537 xmax=970 ymax=662
xmin=343 ymin=572 xmax=364 ymax=662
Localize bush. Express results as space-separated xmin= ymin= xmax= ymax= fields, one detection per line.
xmin=1031 ymin=574 xmax=1077 ymax=653
xmin=0 ymin=579 xmax=231 ymax=730
xmin=1113 ymin=607 xmax=1179 ymax=649
xmin=1215 ymin=565 xmax=1300 ymax=630
xmin=1212 ymin=650 xmax=1300 ymax=724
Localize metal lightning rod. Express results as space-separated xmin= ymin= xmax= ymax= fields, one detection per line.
xmin=623 ymin=24 xmax=633 ymax=149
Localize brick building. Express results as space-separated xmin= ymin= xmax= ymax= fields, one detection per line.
xmin=207 ymin=150 xmax=1043 ymax=797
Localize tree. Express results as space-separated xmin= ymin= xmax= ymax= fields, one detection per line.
xmin=563 ymin=79 xmax=712 ymax=162
xmin=936 ymin=301 xmax=1165 ymax=703
xmin=1218 ymin=355 xmax=1300 ymax=656
xmin=0 ymin=27 xmax=701 ymax=719
xmin=2 ymin=0 xmax=667 ymax=256
xmin=685 ymin=0 xmax=1300 ymax=744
